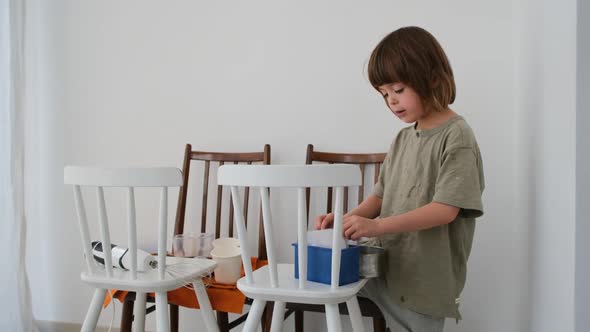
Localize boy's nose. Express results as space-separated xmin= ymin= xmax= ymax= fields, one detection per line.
xmin=388 ymin=97 xmax=398 ymax=106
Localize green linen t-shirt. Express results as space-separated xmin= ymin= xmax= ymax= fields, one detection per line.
xmin=372 ymin=115 xmax=484 ymax=319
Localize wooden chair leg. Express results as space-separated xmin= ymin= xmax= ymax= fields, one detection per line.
xmin=170 ymin=304 xmax=179 ymax=332
xmin=295 ymin=310 xmax=304 ymax=332
xmin=217 ymin=311 xmax=230 ymax=332
xmin=262 ymin=302 xmax=274 ymax=332
xmin=120 ymin=298 xmax=134 ymax=332
xmin=373 ymin=316 xmax=386 ymax=332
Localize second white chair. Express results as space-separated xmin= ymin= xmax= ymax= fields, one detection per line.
xmin=217 ymin=164 xmax=367 ymax=332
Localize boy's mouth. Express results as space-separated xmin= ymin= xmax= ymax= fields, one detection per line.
xmin=394 ymin=109 xmax=406 ymax=117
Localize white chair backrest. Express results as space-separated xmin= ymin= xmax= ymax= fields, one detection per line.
xmin=217 ymin=164 xmax=361 ymax=290
xmin=64 ymin=166 xmax=182 ymax=281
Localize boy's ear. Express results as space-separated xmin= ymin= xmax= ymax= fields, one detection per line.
xmin=430 ymin=68 xmax=441 ymax=88
xmin=431 ymin=77 xmax=440 ymax=88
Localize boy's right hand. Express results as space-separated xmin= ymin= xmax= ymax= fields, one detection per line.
xmin=314 ymin=213 xmax=335 ymax=230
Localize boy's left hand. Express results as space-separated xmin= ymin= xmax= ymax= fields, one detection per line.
xmin=343 ymin=215 xmax=380 ymax=240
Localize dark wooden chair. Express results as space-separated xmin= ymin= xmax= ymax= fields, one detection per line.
xmin=285 ymin=144 xmax=388 ymax=332
xmin=120 ymin=143 xmax=272 ymax=332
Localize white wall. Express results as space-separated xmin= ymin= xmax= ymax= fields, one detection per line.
xmin=524 ymin=0 xmax=578 ymax=331
xmin=576 ymin=0 xmax=590 ymax=331
xmin=23 ymin=0 xmax=574 ymax=331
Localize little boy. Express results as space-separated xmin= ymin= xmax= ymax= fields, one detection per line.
xmin=316 ymin=26 xmax=485 ymax=331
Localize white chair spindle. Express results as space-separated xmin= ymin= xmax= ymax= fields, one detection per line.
xmin=297 ymin=187 xmax=308 ymax=289
xmin=96 ymin=187 xmax=113 ymax=278
xmin=127 ymin=187 xmax=138 ymax=279
xmin=259 ymin=187 xmax=278 ymax=287
xmin=331 ymin=186 xmax=344 ymax=289
xmin=157 ymin=187 xmax=167 ymax=280
xmin=73 ymin=185 xmax=95 ymax=274
xmin=230 ymin=186 xmax=253 ymax=284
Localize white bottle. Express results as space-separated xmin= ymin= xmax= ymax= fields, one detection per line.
xmin=91 ymin=241 xmax=157 ymax=272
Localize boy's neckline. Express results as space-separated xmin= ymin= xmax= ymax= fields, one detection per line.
xmin=412 ymin=115 xmax=462 ymax=137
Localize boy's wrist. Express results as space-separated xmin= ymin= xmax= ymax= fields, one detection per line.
xmin=375 ymin=217 xmax=387 ymax=236
xmin=376 ymin=215 xmax=398 ymax=235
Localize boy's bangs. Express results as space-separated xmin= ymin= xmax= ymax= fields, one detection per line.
xmin=368 ymin=43 xmax=403 ymax=89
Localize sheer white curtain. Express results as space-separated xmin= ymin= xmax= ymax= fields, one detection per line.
xmin=0 ymin=0 xmax=38 ymax=330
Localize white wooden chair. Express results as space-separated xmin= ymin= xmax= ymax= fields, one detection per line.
xmin=217 ymin=164 xmax=367 ymax=332
xmin=64 ymin=166 xmax=219 ymax=332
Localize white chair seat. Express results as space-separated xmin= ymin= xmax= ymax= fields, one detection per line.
xmin=238 ymin=264 xmax=368 ymax=305
xmin=81 ymin=256 xmax=217 ymax=293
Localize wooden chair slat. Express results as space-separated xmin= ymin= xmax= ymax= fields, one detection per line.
xmin=201 ymin=160 xmax=210 ymax=233
xmin=215 ymin=161 xmax=224 ymax=239
xmin=374 ymin=163 xmax=381 ymax=184
xmin=359 ymin=164 xmax=365 ymax=206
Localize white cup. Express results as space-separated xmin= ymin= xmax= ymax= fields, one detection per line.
xmin=210 ymin=245 xmax=242 ymax=284
xmin=212 ymin=237 xmax=240 ymax=249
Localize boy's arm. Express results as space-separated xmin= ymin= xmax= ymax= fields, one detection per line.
xmin=316 ymin=194 xmax=382 ymax=230
xmin=346 ymin=193 xmax=382 ymax=219
xmin=343 ymin=202 xmax=459 ymax=240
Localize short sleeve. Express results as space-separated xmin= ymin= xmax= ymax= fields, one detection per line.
xmin=373 ymin=150 xmax=392 ymax=198
xmin=373 ymin=164 xmax=385 ymax=198
xmin=432 ymin=147 xmax=484 ymax=218
xmin=373 ymin=132 xmax=401 ymax=198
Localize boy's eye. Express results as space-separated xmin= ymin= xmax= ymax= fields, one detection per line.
xmin=382 ymin=93 xmax=389 ymax=98
xmin=394 ymin=88 xmax=405 ymax=94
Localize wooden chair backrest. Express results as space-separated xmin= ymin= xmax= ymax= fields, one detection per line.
xmin=174 ymin=144 xmax=271 ymax=259
xmin=305 ymin=144 xmax=386 ymax=216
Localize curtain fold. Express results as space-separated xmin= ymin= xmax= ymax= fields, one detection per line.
xmin=1 ymin=0 xmax=38 ymax=330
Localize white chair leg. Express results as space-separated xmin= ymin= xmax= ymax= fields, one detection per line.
xmin=346 ymin=296 xmax=366 ymax=332
xmin=270 ymin=301 xmax=286 ymax=332
xmin=155 ymin=291 xmax=170 ymax=332
xmin=243 ymin=299 xmax=266 ymax=332
xmin=192 ymin=279 xmax=220 ymax=332
xmin=81 ymin=288 xmax=107 ymax=332
xmin=324 ymin=303 xmax=342 ymax=332
xmin=133 ymin=292 xmax=147 ymax=332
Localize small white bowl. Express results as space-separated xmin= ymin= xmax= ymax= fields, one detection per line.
xmin=212 ymin=237 xmax=240 ymax=249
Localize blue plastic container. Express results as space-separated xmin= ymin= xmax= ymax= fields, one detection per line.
xmin=292 ymin=243 xmax=360 ymax=286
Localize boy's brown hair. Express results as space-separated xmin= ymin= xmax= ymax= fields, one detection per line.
xmin=368 ymin=26 xmax=456 ymax=111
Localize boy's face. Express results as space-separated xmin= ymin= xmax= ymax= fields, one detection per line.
xmin=377 ymin=83 xmax=427 ymax=124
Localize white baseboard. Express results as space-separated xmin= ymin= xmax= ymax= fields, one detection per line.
xmin=37 ymin=320 xmax=121 ymax=332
